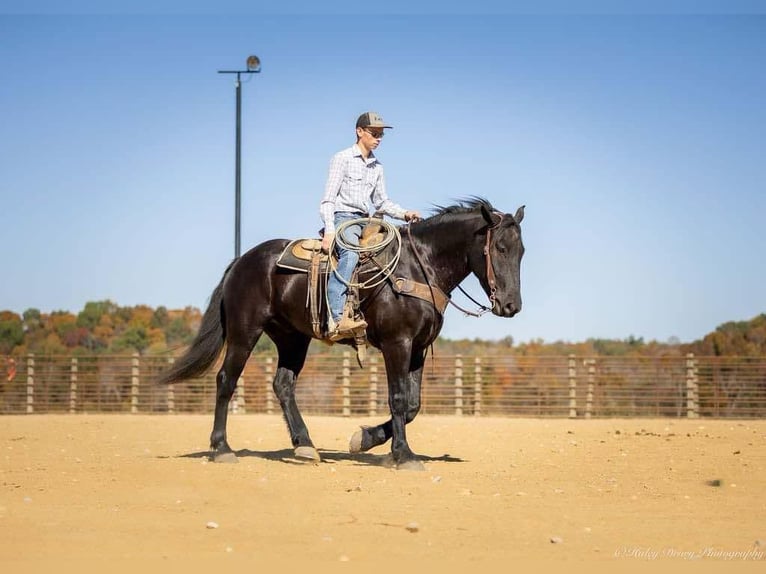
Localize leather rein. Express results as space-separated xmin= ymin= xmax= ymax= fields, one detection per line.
xmin=406 ymin=212 xmax=504 ymax=318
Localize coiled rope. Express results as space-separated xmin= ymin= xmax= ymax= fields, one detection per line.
xmin=330 ymin=217 xmax=402 ymax=289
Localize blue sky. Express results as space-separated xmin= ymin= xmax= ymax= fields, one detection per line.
xmin=1 ymin=6 xmax=764 ymax=344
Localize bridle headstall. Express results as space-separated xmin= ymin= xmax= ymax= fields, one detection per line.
xmin=407 ymin=212 xmax=504 ymax=318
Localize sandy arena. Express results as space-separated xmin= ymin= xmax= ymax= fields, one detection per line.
xmin=1 ymin=414 xmax=764 ymax=567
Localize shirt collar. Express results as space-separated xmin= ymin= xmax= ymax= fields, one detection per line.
xmin=352 ymin=144 xmax=377 ymax=165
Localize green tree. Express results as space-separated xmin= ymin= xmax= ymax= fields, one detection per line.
xmin=151 ymin=306 xmax=169 ymax=329
xmin=166 ymin=317 xmax=193 ymax=347
xmin=77 ymin=300 xmax=117 ymax=330
xmin=112 ymin=326 xmax=150 ymax=354
xmin=22 ymin=308 xmax=42 ymax=331
xmin=0 ymin=311 xmax=24 ymax=354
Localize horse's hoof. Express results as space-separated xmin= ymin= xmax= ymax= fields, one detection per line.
xmin=294 ymin=446 xmax=321 ymax=463
xmin=380 ymin=454 xmax=396 ymax=468
xmin=397 ymin=459 xmax=426 ymax=472
xmin=213 ymin=451 xmax=239 ymax=464
xmin=349 ymin=429 xmax=365 ymax=454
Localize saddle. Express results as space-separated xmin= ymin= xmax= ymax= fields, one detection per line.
xmin=275 ymin=222 xmax=387 ymax=273
xmin=276 ymin=239 xmax=332 ymax=273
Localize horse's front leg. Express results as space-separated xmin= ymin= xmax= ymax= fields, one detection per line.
xmin=375 ymin=343 xmax=425 ymax=470
xmin=350 ymin=350 xmax=424 ymax=455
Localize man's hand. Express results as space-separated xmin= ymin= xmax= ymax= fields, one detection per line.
xmin=321 ymin=232 xmax=335 ymax=253
xmin=404 ymin=211 xmax=421 ymax=222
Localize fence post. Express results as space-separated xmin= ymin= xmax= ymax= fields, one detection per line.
xmin=585 ymin=358 xmax=596 ymax=419
xmin=69 ymin=357 xmax=78 ymax=414
xmin=235 ymin=374 xmax=246 ymax=414
xmin=26 ymin=353 xmax=34 ymax=414
xmin=342 ymin=352 xmax=351 ymax=416
xmin=568 ymin=354 xmax=577 ymax=418
xmin=473 ymin=357 xmax=482 ymax=416
xmin=265 ymin=357 xmax=274 ymax=415
xmin=455 ymin=355 xmax=464 ymax=416
xmin=368 ymin=355 xmax=378 ymax=417
xmin=686 ymin=353 xmax=699 ymax=418
xmin=692 ymin=357 xmax=699 ymax=417
xmin=131 ymin=353 xmax=140 ymax=414
xmin=166 ymin=357 xmax=175 ymax=414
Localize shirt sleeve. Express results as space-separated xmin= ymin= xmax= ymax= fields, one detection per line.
xmin=319 ymin=152 xmax=345 ymax=234
xmin=371 ymin=166 xmax=407 ymax=220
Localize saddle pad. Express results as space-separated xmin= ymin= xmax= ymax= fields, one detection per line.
xmin=276 ymin=238 xmax=332 ymax=272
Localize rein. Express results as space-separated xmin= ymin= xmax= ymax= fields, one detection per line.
xmin=406 ymin=213 xmax=504 ymax=318
xmin=455 ymin=284 xmax=492 ymax=315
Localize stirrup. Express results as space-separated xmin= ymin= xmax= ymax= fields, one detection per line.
xmin=328 ymin=321 xmax=366 ymax=342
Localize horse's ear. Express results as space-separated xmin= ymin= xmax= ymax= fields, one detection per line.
xmin=481 ymin=204 xmax=495 ymax=226
xmin=514 ymin=205 xmax=525 ymax=224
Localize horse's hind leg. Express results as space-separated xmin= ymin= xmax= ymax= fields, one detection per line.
xmin=209 ymin=339 xmax=255 ymax=463
xmin=269 ymin=330 xmax=319 ymax=463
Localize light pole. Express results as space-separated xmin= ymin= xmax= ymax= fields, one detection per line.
xmin=218 ymin=55 xmax=261 ymax=259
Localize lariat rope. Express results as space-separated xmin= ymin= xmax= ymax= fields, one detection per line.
xmin=329 ymin=217 xmax=402 ymax=289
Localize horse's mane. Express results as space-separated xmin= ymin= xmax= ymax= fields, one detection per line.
xmin=418 ymin=196 xmax=495 ymax=227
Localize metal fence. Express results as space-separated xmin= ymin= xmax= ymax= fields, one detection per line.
xmin=2 ymin=353 xmax=765 ymax=418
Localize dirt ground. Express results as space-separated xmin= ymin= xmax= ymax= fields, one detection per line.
xmin=1 ymin=414 xmax=764 ymax=568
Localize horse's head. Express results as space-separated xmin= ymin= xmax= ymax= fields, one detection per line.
xmin=472 ymin=204 xmax=525 ymax=317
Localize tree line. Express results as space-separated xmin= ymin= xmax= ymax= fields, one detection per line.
xmin=0 ymin=302 xmax=201 ymax=356
xmin=0 ymin=301 xmax=764 ymax=358
xmin=434 ymin=314 xmax=766 ymax=358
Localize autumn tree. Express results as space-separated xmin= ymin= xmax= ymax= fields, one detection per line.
xmin=685 ymin=314 xmax=766 ymax=356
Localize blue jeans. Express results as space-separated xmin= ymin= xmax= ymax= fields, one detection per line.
xmin=327 ymin=212 xmax=364 ymax=322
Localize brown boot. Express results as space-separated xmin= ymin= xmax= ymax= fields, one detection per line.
xmin=329 ymin=316 xmax=368 ymax=341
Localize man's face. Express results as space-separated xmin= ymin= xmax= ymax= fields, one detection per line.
xmin=357 ymin=127 xmax=385 ymax=150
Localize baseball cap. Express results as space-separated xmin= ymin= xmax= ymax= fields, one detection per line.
xmin=356 ymin=111 xmax=393 ymax=129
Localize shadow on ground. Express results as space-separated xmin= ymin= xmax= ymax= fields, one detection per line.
xmin=174 ymin=448 xmax=465 ymax=467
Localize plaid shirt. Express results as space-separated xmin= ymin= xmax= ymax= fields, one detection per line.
xmin=320 ymin=144 xmax=407 ymax=234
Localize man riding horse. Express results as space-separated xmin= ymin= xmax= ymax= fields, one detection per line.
xmin=157 ymin=109 xmax=525 ymax=469
xmin=319 ymin=111 xmax=420 ymax=340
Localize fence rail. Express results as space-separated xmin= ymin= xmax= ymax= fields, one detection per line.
xmin=2 ymin=353 xmax=765 ymax=418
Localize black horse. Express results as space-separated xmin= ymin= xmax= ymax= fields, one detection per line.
xmin=159 ymin=198 xmax=525 ymax=470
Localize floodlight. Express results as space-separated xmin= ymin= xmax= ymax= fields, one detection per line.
xmin=246 ymin=55 xmax=261 ymax=72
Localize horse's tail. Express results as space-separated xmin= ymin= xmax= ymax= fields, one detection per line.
xmin=157 ymin=260 xmax=237 ymax=385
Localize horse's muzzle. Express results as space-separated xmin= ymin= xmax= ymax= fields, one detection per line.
xmin=493 ymin=300 xmax=521 ymax=317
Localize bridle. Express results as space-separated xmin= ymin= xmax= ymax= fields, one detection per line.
xmin=407 ymin=212 xmax=504 ymax=318
xmin=482 ymin=212 xmax=504 ymax=309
